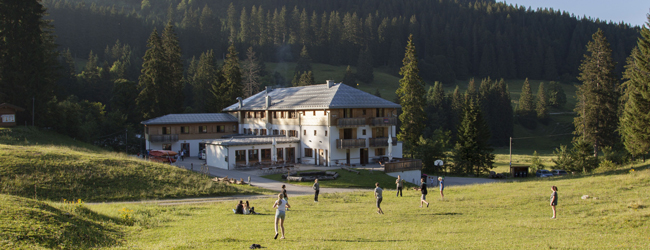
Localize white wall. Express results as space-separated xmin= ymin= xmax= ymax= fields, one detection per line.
xmin=206 ymin=144 xmax=228 ymax=169
xmin=386 ymin=170 xmax=421 ymax=185
xmin=205 ymin=142 xmax=299 ymax=169
xmin=147 ymin=139 xmax=206 ymax=157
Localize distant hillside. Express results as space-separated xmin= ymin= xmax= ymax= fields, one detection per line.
xmin=0 ymin=127 xmax=271 ymax=202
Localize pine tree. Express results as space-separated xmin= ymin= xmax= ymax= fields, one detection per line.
xmin=452 ymin=97 xmax=494 ymax=175
xmin=0 ymin=0 xmax=58 ymax=125
xmin=516 ymin=78 xmax=536 ymax=129
xmin=342 ymin=65 xmax=356 ymax=87
xmin=356 ymin=47 xmax=374 ymax=83
xmin=620 ymin=17 xmax=650 ymax=157
xmin=136 ymin=29 xmax=166 ymax=120
xmin=574 ymin=29 xmax=620 ymax=158
xmin=190 ymin=50 xmax=220 ymax=112
xmin=396 ymin=34 xmax=427 ymax=158
xmin=218 ymin=43 xmax=243 ymax=111
xmin=547 ymin=81 xmax=567 ymax=108
xmin=295 ymin=45 xmax=312 ymax=74
xmin=241 ymin=47 xmax=261 ymax=98
xmin=536 ymin=82 xmax=549 ymax=123
xmin=424 ymin=81 xmax=448 ymax=136
xmin=543 ymin=47 xmax=559 ymax=80
xmin=161 ymin=21 xmax=185 ymax=114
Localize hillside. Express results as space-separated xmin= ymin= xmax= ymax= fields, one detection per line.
xmin=0 ymin=127 xmax=272 ymax=202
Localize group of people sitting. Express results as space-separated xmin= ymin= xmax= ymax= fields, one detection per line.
xmin=233 ymin=200 xmax=258 ymax=215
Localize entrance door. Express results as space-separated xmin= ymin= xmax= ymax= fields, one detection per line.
xmin=286 ymin=147 xmax=295 ymax=163
xmin=360 ymin=148 xmax=368 ymax=165
xmin=346 ymin=149 xmax=350 ymax=165
xmin=181 ymin=143 xmax=190 ymax=155
xmin=319 ymin=149 xmax=326 ymax=166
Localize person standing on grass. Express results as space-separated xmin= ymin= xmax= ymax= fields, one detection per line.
xmin=550 ymin=186 xmax=558 ymax=219
xmin=282 ymin=184 xmax=289 ymax=210
xmin=438 ymin=177 xmax=445 ymax=200
xmin=273 ymin=193 xmax=291 ymax=239
xmin=417 ymin=178 xmax=429 ymax=208
xmin=374 ymin=182 xmax=384 ymax=214
xmin=396 ymin=175 xmax=404 ymax=197
xmin=313 ymin=179 xmax=320 ymax=202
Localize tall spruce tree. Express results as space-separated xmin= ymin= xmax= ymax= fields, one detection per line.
xmin=536 ymin=82 xmax=549 ymax=123
xmin=620 ymin=17 xmax=650 ymax=158
xmin=574 ymin=29 xmax=620 ymax=158
xmin=516 ymin=78 xmax=536 ymax=129
xmin=452 ymin=97 xmax=494 ymax=175
xmin=424 ymin=81 xmax=448 ymax=137
xmin=161 ymin=21 xmax=184 ymax=114
xmin=0 ymin=0 xmax=58 ymax=125
xmin=356 ymin=46 xmax=374 ymax=83
xmin=191 ymin=50 xmax=220 ymax=112
xmin=295 ymin=45 xmax=312 ymax=74
xmin=396 ymin=35 xmax=427 ymax=157
xmin=136 ymin=29 xmax=166 ymax=120
xmin=241 ymin=47 xmax=261 ymax=98
xmin=217 ymin=43 xmax=243 ymax=111
xmin=342 ymin=65 xmax=356 ymax=87
xmin=547 ymin=81 xmax=567 ymax=108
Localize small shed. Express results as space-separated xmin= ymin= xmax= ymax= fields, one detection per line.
xmin=0 ymin=103 xmax=25 ymax=127
xmin=510 ymin=166 xmax=530 ymax=178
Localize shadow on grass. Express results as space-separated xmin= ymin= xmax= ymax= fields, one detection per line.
xmin=323 ymin=239 xmax=407 ymax=243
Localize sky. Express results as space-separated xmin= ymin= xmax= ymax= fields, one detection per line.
xmin=499 ymin=0 xmax=649 ymax=27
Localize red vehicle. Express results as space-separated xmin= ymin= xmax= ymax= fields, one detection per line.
xmin=149 ymin=150 xmax=177 ymax=164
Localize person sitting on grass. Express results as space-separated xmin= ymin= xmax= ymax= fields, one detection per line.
xmin=244 ymin=200 xmax=257 ymax=215
xmin=233 ymin=200 xmax=244 ymax=214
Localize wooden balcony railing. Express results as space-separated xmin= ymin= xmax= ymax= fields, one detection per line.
xmin=368 ymin=137 xmax=398 ymax=147
xmin=370 ymin=117 xmax=397 ymax=126
xmin=337 ymin=117 xmax=367 ymax=127
xmin=336 ymin=138 xmax=366 ymax=149
xmin=148 ymin=134 xmax=179 ymax=143
xmin=384 ymin=159 xmax=422 ymax=173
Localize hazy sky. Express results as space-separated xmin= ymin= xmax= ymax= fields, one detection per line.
xmin=499 ymin=0 xmax=649 ymax=27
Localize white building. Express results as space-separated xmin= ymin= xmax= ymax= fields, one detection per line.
xmin=205 ymin=81 xmax=403 ymax=169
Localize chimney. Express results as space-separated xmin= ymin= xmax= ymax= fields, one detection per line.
xmin=265 ymin=95 xmax=272 ymax=109
xmin=326 ymin=80 xmax=334 ymax=88
xmin=237 ymin=97 xmax=243 ymax=109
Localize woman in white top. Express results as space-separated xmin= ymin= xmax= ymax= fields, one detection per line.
xmin=273 ymin=193 xmax=291 ymax=239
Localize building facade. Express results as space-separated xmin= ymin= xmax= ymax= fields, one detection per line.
xmin=0 ymin=103 xmax=25 ymax=127
xmin=141 ymin=113 xmax=239 ymax=156
xmin=207 ymin=81 xmax=403 ymax=169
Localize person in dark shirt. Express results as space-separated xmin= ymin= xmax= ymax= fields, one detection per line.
xmin=417 ymin=178 xmax=430 ymax=208
xmin=233 ymin=200 xmax=244 ymax=214
xmin=550 ymin=186 xmax=558 ymax=219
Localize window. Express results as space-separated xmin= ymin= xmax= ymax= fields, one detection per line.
xmin=261 ymin=149 xmax=272 ymax=161
xmin=254 ymin=112 xmax=257 ymax=118
xmin=273 ymin=129 xmax=279 ymax=135
xmin=303 ymin=130 xmax=306 ymax=136
xmin=376 ymin=108 xmax=385 ymax=117
xmin=217 ymin=125 xmax=225 ymax=133
xmin=249 ymin=149 xmax=259 ymax=162
xmin=281 ymin=130 xmax=286 ymax=136
xmin=325 ymin=131 xmax=328 ymax=137
xmin=313 ymin=111 xmax=316 ymax=116
xmin=199 ymin=126 xmax=207 ymax=133
xmin=261 ymin=111 xmax=265 ymax=118
xmin=289 ymin=130 xmax=297 ymax=137
xmin=277 ymin=148 xmax=284 ymax=160
xmin=304 ymin=148 xmax=313 ymax=157
xmin=289 ymin=111 xmax=296 ymax=118
xmin=162 ymin=127 xmax=171 ymax=135
xmin=314 ymin=130 xmax=317 ymax=136
xmin=273 ymin=111 xmax=277 ymax=118
xmin=254 ymin=129 xmax=259 ymax=135
xmin=376 ymin=148 xmax=386 ymax=156
xmin=324 ymin=111 xmax=327 ymax=116
xmin=233 ymin=125 xmax=237 ymax=132
xmin=362 ymin=129 xmax=366 ymax=135
xmin=261 ymin=129 xmax=267 ymax=135
xmin=163 ymin=144 xmax=172 ymax=150
xmin=247 ymin=112 xmax=252 ymax=118
xmin=180 ymin=126 xmax=190 ymax=134
xmin=281 ymin=111 xmax=285 ymax=118
xmin=343 ymin=109 xmax=351 ymax=118
xmin=235 ymin=150 xmax=246 ymax=162
xmin=362 ymin=109 xmax=366 ymax=115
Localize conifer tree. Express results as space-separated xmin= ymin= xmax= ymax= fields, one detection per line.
xmin=356 ymin=47 xmax=374 ymax=83
xmin=452 ymin=97 xmax=494 ymax=175
xmin=543 ymin=47 xmax=559 ymax=80
xmin=396 ymin=35 xmax=427 ymax=157
xmin=536 ymin=82 xmax=549 ymax=123
xmin=342 ymin=65 xmax=356 ymax=87
xmin=137 ymin=29 xmax=166 ymax=120
xmin=295 ymin=45 xmax=312 ymax=74
xmin=161 ymin=21 xmax=184 ymax=114
xmin=424 ymin=81 xmax=448 ymax=136
xmin=574 ymin=29 xmax=620 ymax=158
xmin=620 ymin=17 xmax=650 ymax=157
xmin=217 ymin=43 xmax=243 ymax=110
xmin=191 ymin=50 xmax=220 ymax=112
xmin=547 ymin=81 xmax=567 ymax=108
xmin=241 ymin=47 xmax=261 ymax=98
xmin=516 ymin=78 xmax=536 ymax=129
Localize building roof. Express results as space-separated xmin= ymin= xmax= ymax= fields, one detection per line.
xmin=141 ymin=113 xmax=238 ymax=125
xmin=222 ymin=82 xmax=401 ymax=111
xmin=205 ymin=136 xmax=300 ymax=146
xmin=0 ymin=103 xmax=25 ymax=111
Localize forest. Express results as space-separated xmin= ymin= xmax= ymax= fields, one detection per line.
xmin=1 ymin=0 xmax=647 ymax=173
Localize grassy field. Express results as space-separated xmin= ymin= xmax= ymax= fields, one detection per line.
xmin=3 ymin=163 xmax=646 ymax=249
xmin=0 ymin=127 xmax=273 ymax=202
xmin=262 ymin=169 xmax=417 ymax=189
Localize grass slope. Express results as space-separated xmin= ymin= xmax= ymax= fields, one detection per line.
xmin=71 ymin=164 xmax=648 ymax=249
xmin=0 ymin=127 xmax=272 ymax=202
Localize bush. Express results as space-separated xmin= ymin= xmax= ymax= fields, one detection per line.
xmin=596 ymin=160 xmax=618 ymax=173
xmin=530 ymin=151 xmax=544 ymax=172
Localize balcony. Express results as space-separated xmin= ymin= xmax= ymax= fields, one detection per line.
xmin=148 ymin=134 xmax=179 ymax=143
xmin=371 ymin=117 xmax=397 ymax=126
xmin=337 ymin=117 xmax=367 ymax=127
xmin=369 ymin=137 xmax=398 ymax=147
xmin=336 ymin=139 xmax=366 ymax=149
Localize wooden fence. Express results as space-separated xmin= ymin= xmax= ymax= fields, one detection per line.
xmin=384 ymin=159 xmax=422 ymax=173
